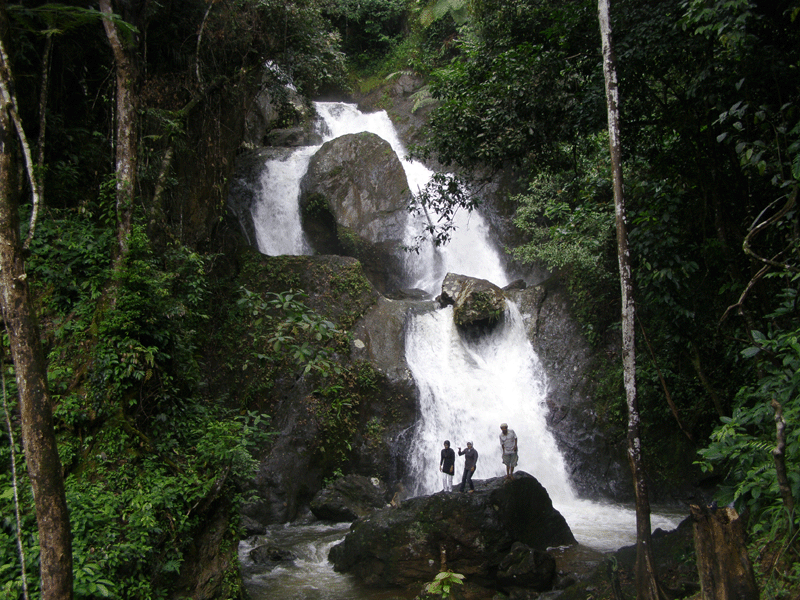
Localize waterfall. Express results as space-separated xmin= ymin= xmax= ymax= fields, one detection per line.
xmin=251 ymin=147 xmax=317 ymax=255
xmin=243 ymin=101 xmax=682 ymax=553
xmin=247 ymin=101 xmax=507 ymax=296
xmin=405 ymin=303 xmax=574 ymax=501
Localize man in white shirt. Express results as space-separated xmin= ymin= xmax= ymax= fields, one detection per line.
xmin=499 ymin=423 xmax=518 ymax=481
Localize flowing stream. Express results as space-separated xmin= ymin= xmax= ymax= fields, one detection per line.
xmin=237 ymin=101 xmax=684 ymax=597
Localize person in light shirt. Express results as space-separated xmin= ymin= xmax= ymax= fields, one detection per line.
xmin=499 ymin=423 xmax=518 ymax=481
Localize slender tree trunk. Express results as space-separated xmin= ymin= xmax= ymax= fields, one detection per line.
xmin=598 ymin=2 xmax=666 ymax=599
xmin=26 ymin=34 xmax=53 ymax=249
xmin=771 ymin=399 xmax=795 ymax=533
xmin=100 ymin=0 xmax=139 ymax=259
xmin=0 ymin=16 xmax=73 ymax=596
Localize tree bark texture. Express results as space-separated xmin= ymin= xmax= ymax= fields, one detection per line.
xmin=771 ymin=399 xmax=795 ymax=528
xmin=0 ymin=48 xmax=74 ymax=600
xmin=100 ymin=0 xmax=140 ymax=259
xmin=598 ymin=2 xmax=666 ymax=599
xmin=690 ymin=504 xmax=758 ymax=600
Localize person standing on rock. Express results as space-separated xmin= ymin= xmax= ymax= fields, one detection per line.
xmin=458 ymin=441 xmax=478 ymax=493
xmin=440 ymin=440 xmax=456 ymax=492
xmin=499 ymin=423 xmax=518 ymax=481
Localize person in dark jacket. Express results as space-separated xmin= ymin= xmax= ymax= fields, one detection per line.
xmin=458 ymin=441 xmax=478 ymax=493
xmin=439 ymin=440 xmax=455 ymax=492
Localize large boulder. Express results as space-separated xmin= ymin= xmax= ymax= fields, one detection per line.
xmin=310 ymin=475 xmax=389 ymax=522
xmin=299 ymin=132 xmax=411 ymax=294
xmin=328 ymin=472 xmax=575 ymax=589
xmin=438 ymin=273 xmax=507 ymax=327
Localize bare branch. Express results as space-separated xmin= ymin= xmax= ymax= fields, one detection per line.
xmin=0 ymin=36 xmax=43 ymax=248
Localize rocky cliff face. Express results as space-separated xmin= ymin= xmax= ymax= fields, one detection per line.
xmin=508 ymin=284 xmax=632 ymax=501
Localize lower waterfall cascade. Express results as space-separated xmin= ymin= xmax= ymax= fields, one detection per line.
xmin=236 ymin=100 xmax=684 ymax=598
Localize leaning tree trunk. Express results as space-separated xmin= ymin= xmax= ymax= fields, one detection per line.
xmin=0 ymin=24 xmax=74 ymax=598
xmin=598 ymin=1 xmax=667 ymax=599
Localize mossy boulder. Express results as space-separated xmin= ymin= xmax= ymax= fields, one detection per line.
xmin=299 ymin=132 xmax=411 ymax=294
xmin=438 ymin=273 xmax=506 ymax=327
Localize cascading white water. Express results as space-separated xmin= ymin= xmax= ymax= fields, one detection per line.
xmin=244 ymin=101 xmax=683 ymax=555
xmin=249 ymin=100 xmax=507 ymax=296
xmin=251 ymin=147 xmax=317 ymax=255
xmin=405 ymin=302 xmax=573 ymax=502
xmin=240 ymin=523 xmax=368 ymax=600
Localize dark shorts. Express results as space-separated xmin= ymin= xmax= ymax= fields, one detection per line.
xmin=502 ymin=452 xmax=518 ymax=468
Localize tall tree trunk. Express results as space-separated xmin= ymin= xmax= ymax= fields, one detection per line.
xmin=0 ymin=10 xmax=73 ymax=597
xmin=598 ymin=2 xmax=667 ymax=599
xmin=100 ymin=0 xmax=139 ymax=259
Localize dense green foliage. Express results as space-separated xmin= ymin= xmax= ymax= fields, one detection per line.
xmin=322 ymin=0 xmax=408 ymax=68
xmin=415 ymin=0 xmax=800 ymax=591
xmin=0 ymin=0 xmax=353 ymax=597
xmin=3 ymin=210 xmax=274 ymax=598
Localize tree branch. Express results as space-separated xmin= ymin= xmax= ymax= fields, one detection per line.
xmin=742 ymin=187 xmax=798 ymax=273
xmin=0 ymin=36 xmax=43 ymax=249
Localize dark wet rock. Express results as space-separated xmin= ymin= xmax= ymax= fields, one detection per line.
xmin=350 ymin=296 xmax=434 ymax=384
xmin=388 ymin=288 xmax=431 ymax=301
xmin=169 ymin=497 xmax=240 ymax=600
xmin=555 ymin=516 xmax=696 ymax=600
xmin=496 ymin=542 xmax=557 ymax=591
xmin=310 ymin=475 xmax=389 ymax=522
xmin=300 ymin=132 xmax=411 ymax=294
xmin=243 ymin=80 xmax=312 ymax=149
xmin=438 ymin=273 xmax=506 ymax=327
xmin=266 ymin=126 xmax=322 ymax=147
xmin=506 ymin=284 xmax=633 ymax=502
xmin=503 ymin=279 xmax=527 ymax=291
xmin=249 ymin=544 xmax=297 ymax=565
xmin=329 ymin=472 xmax=575 ymax=588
